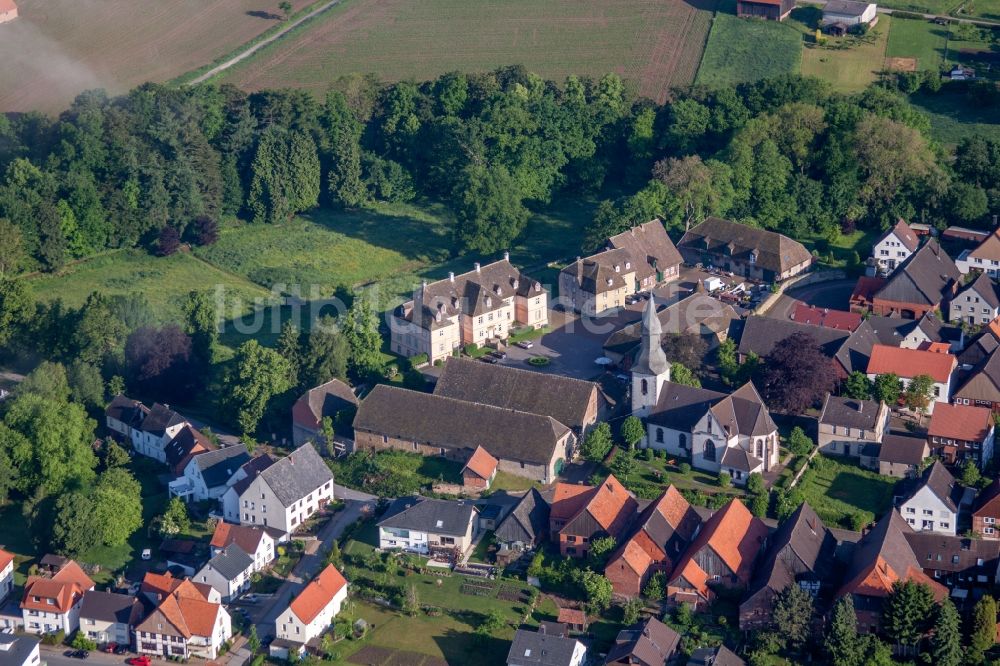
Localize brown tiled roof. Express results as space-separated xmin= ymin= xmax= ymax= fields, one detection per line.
xmin=603 ymin=293 xmax=739 ymax=357
xmin=837 ymin=510 xmax=947 ymax=600
xmin=955 ymin=348 xmax=1000 ymax=403
xmin=606 ymin=616 xmax=680 ymax=665
xmin=292 ymin=379 xmax=358 ymax=431
xmin=745 ymin=503 xmax=832 ymax=599
xmin=819 ymin=395 xmax=884 ymax=430
xmin=877 ymin=219 xmax=921 ymax=253
xmin=560 ymin=248 xmax=633 ymax=295
xmin=907 ymin=461 xmax=963 ymax=512
xmin=671 ymin=499 xmax=767 ymax=587
xmin=433 ymin=357 xmax=599 ymax=432
xmin=140 ymin=403 xmax=186 ymax=435
xmin=462 ymin=445 xmax=498 ymax=480
xmin=737 ymin=316 xmax=850 ymax=359
xmin=290 ymin=564 xmax=347 ymax=624
xmin=354 ymin=384 xmax=571 ymax=466
xmin=968 ymin=228 xmax=1000 ymax=262
xmin=164 ymin=425 xmax=215 ymax=475
xmin=557 ymin=607 xmax=586 ymax=625
xmin=866 ymin=344 xmax=956 ymax=383
xmin=974 ymin=479 xmax=1000 ymax=515
xmin=790 ymin=304 xmax=862 ymax=331
xmin=105 ymin=395 xmax=148 ymax=426
xmin=607 ymin=486 xmax=700 ymax=579
xmin=904 ymin=532 xmax=1000 ymax=573
xmin=210 ymin=522 xmax=266 ymax=555
xmin=878 ymin=434 xmax=928 ymax=465
xmin=562 ymin=475 xmax=637 ymax=540
xmin=957 ymin=272 xmax=1000 ymax=310
xmin=606 ymin=220 xmax=683 ymax=280
xmin=852 ymin=276 xmax=886 ymax=304
xmin=678 ymin=217 xmax=812 ymax=274
xmin=928 ymin=402 xmax=993 ymax=442
xmin=709 ymin=382 xmax=777 ymax=439
xmin=875 ymin=240 xmax=959 ymax=307
xmin=648 ymin=382 xmax=726 ymax=431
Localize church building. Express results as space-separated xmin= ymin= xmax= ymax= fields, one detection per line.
xmin=632 ymin=299 xmax=780 ymax=485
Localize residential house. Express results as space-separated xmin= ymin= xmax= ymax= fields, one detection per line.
xmin=974 ymin=480 xmax=1000 ymax=539
xmin=688 ymin=645 xmax=746 ymax=666
xmin=0 ymin=548 xmax=13 ymax=606
xmin=378 ymin=496 xmax=478 ymax=555
xmin=209 ymin=522 xmax=276 ymax=572
xmin=354 ymin=384 xmax=575 ymax=483
xmin=134 ymin=578 xmax=232 ymax=660
xmin=559 ymin=221 xmax=682 ymax=315
xmin=667 ymin=499 xmax=768 ymax=609
xmin=170 ymin=445 xmax=250 ymax=503
xmin=836 ymin=510 xmax=946 ymax=632
xmin=644 ymin=381 xmax=780 ymax=483
xmin=390 ymin=255 xmax=548 ymax=364
xmin=20 ymin=560 xmax=94 ymax=635
xmin=220 ymin=455 xmax=276 ymax=525
xmin=462 ymin=446 xmax=499 ymax=491
xmin=739 ymin=503 xmax=835 ymax=630
xmin=494 ymin=488 xmax=551 ymax=556
xmin=956 ymin=228 xmax=1000 ymax=277
xmin=737 ymin=0 xmax=795 ymax=19
xmin=605 ymin=485 xmax=702 ymax=597
xmin=139 ymin=572 xmax=220 ymax=605
xmin=927 ymin=402 xmax=995 ymax=468
xmin=734 ymin=316 xmax=851 ymax=378
xmin=507 ymin=627 xmax=586 ymax=666
xmin=856 ymin=240 xmax=960 ymax=319
xmin=959 ymin=319 xmax=1000 ymax=366
xmin=291 ymin=378 xmax=358 ymax=448
xmin=904 ymin=532 xmax=1000 ymax=597
xmin=232 ymin=443 xmax=334 ymax=537
xmin=105 ymin=398 xmax=188 ymax=463
xmin=898 ymin=462 xmax=963 ymax=535
xmin=551 ymin=475 xmax=637 ymax=559
xmin=604 ymin=617 xmax=681 ymax=665
xmin=274 ymin=564 xmax=348 ymax=648
xmin=677 ymin=217 xmax=812 ymax=281
xmin=871 ymin=219 xmax=919 ymax=276
xmin=817 ymin=395 xmax=890 ymax=458
xmin=603 ymin=293 xmax=739 ymax=366
xmin=0 ymin=635 xmax=39 ymax=666
xmin=194 ymin=544 xmax=255 ymax=603
xmin=865 ymin=312 xmax=963 ymax=352
xmin=164 ymin=425 xmax=215 ymax=476
xmin=950 ymin=273 xmax=1000 ymax=326
xmin=866 ymin=344 xmax=957 ymax=413
xmin=954 ymin=347 xmax=1000 ymax=410
xmin=878 ymin=434 xmax=930 ymax=478
xmin=434 ymin=357 xmax=607 ymax=438
xmin=79 ymin=590 xmax=141 ymax=647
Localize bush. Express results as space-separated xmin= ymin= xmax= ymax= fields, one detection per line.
xmin=527 ymin=356 xmax=550 ymax=367
xmin=679 ymin=462 xmax=691 ymax=474
xmin=464 ymin=343 xmax=479 ymax=356
xmin=718 ymin=472 xmax=732 ymax=488
xmin=643 ymin=448 xmax=654 ymax=461
xmin=408 ymin=353 xmax=429 ymax=368
xmin=71 ymin=632 xmax=97 ymax=651
xmin=41 ymin=631 xmax=65 ymax=646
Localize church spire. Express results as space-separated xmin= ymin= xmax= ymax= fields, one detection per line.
xmin=633 ymin=296 xmax=669 ymax=376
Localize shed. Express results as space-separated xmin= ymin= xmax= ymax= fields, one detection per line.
xmin=822 ymin=0 xmax=878 ymax=25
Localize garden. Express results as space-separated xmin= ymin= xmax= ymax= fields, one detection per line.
xmin=795 ymin=454 xmax=898 ymax=529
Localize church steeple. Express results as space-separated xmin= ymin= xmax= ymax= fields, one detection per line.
xmin=631 ymin=297 xmax=670 ymax=417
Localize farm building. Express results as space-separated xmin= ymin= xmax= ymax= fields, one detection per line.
xmin=0 ymin=0 xmax=16 ymax=24
xmin=737 ymin=0 xmax=794 ymax=21
xmin=822 ymin=0 xmax=878 ymax=27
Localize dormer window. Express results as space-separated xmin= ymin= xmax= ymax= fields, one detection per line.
xmin=606 ymin=278 xmax=613 ymax=286
xmin=614 ymin=265 xmax=620 ymax=273
xmin=485 ymin=296 xmax=492 ymax=307
xmin=625 ymin=261 xmax=631 ymax=270
xmin=749 ymin=252 xmax=757 ymax=264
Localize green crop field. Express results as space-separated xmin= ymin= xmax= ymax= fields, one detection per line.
xmin=217 ymin=0 xmax=719 ymax=103
xmin=799 ymin=16 xmax=892 ymax=92
xmin=695 ymin=10 xmax=802 ymax=87
xmin=885 ymin=17 xmax=949 ymax=71
xmin=26 ymin=249 xmax=273 ymax=323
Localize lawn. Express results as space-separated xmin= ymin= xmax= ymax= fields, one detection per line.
xmin=798 ymin=15 xmax=893 ymax=92
xmin=695 ymin=4 xmax=802 ymax=87
xmin=956 ymin=0 xmax=1000 ymax=20
xmin=630 ymin=453 xmax=745 ymax=501
xmin=908 ymin=90 xmax=1000 ymax=146
xmin=796 ymin=454 xmax=897 ymax=529
xmin=26 ymin=249 xmax=273 ymax=325
xmin=879 ymin=0 xmax=961 ymax=15
xmin=216 ymin=0 xmax=720 ymax=103
xmin=885 ymin=17 xmax=949 ymax=71
xmin=0 ymin=0 xmax=316 ymax=113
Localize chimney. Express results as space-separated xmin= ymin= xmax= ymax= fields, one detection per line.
xmin=474 ymin=262 xmax=481 ymax=273
xmin=503 ymin=251 xmax=510 ymax=261
xmin=449 ymin=272 xmax=455 ymax=282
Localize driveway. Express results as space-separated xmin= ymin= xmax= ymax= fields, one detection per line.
xmin=766 ymin=279 xmax=858 ymax=321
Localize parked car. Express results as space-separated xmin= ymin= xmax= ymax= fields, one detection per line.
xmin=489 ymin=350 xmax=507 ymax=360
xmin=68 ymin=650 xmax=89 ymax=659
xmin=516 ymin=340 xmax=534 ymax=349
xmin=243 ymin=593 xmax=259 ymax=603
xmin=477 ymin=355 xmax=498 ymax=364
xmin=126 ymin=657 xmax=152 ymax=666
xmin=103 ymin=643 xmax=118 ymax=653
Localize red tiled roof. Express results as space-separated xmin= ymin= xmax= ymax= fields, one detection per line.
xmin=0 ymin=549 xmax=14 ymax=571
xmin=866 ymin=344 xmax=957 ymax=383
xmin=671 ymin=499 xmax=766 ymax=586
xmin=290 ymin=564 xmax=348 ymax=624
xmin=210 ymin=522 xmax=265 ymax=555
xmin=462 ymin=446 xmax=499 ymax=481
xmin=22 ymin=560 xmax=94 ymax=614
xmin=673 ymin=559 xmax=711 ymax=599
xmin=584 ymin=475 xmax=636 ymax=532
xmin=557 ymin=607 xmax=586 ymax=625
xmin=928 ymin=402 xmax=993 ymax=442
xmin=791 ymin=304 xmax=862 ymax=331
xmin=550 ymin=483 xmax=595 ymax=522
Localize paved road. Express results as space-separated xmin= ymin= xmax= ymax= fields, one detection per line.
xmin=765 ymin=279 xmax=858 ymax=321
xmin=802 ymin=0 xmax=1000 ymax=26
xmin=40 ymin=646 xmax=160 ymax=666
xmin=188 ymin=0 xmax=346 ymax=85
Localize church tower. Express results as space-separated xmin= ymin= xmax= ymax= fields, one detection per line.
xmin=631 ymin=297 xmax=670 ymax=417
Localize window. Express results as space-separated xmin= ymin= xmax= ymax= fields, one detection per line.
xmin=986 ymin=527 xmax=995 ymax=535
xmin=941 ymin=523 xmax=950 ymax=530
xmin=985 ymin=517 xmax=995 ymax=524
xmin=679 ymin=433 xmax=687 ymax=449
xmin=924 ymin=509 xmax=934 ymax=516
xmin=641 ymin=379 xmax=648 ymax=396
xmin=704 ymin=439 xmax=717 ymax=462
xmin=655 ymin=429 xmax=664 ymax=444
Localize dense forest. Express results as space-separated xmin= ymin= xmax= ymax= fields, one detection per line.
xmin=0 ymin=67 xmax=998 ymax=277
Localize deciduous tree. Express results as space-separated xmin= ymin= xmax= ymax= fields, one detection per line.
xmin=759 ymin=332 xmax=836 ymax=413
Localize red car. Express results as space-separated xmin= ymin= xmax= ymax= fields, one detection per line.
xmin=126 ymin=657 xmax=151 ymax=666
xmin=104 ymin=643 xmax=118 ymax=653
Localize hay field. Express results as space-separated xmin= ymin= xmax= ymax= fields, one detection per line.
xmin=218 ymin=0 xmax=719 ymax=103
xmin=0 ymin=0 xmax=312 ymax=113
